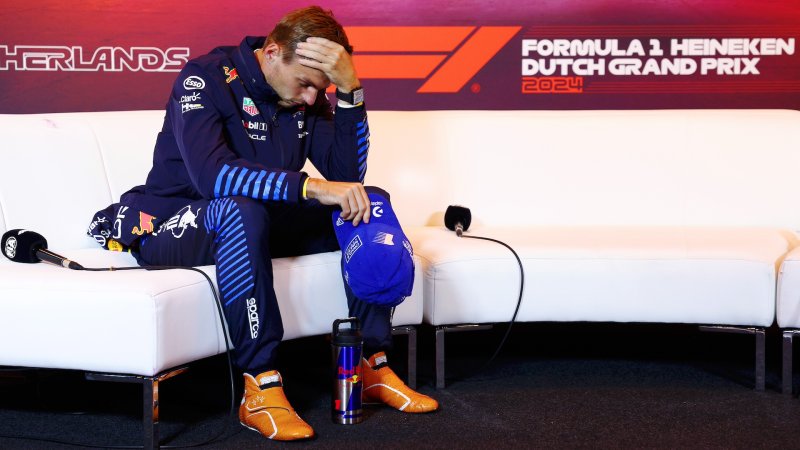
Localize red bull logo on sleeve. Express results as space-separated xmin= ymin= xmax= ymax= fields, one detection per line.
xmin=131 ymin=212 xmax=157 ymax=236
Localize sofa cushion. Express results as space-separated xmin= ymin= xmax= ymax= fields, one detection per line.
xmin=75 ymin=111 xmax=164 ymax=202
xmin=0 ymin=249 xmax=423 ymax=376
xmin=364 ymin=110 xmax=800 ymax=229
xmin=0 ymin=115 xmax=113 ymax=250
xmin=410 ymin=226 xmax=792 ymax=327
xmin=777 ymin=246 xmax=800 ymax=328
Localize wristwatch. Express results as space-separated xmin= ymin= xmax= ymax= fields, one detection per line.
xmin=336 ymin=86 xmax=364 ymax=105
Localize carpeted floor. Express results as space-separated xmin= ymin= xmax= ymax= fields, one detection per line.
xmin=1 ymin=323 xmax=798 ymax=449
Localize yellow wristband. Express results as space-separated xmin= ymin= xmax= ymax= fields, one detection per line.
xmin=302 ymin=177 xmax=310 ymax=200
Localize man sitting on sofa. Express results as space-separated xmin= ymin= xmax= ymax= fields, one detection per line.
xmin=86 ymin=5 xmax=437 ymax=441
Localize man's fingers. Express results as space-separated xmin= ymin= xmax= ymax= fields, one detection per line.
xmin=310 ymin=179 xmax=371 ymax=225
xmin=295 ymin=46 xmax=330 ymax=63
xmin=305 ymin=36 xmax=339 ymax=48
xmin=347 ymin=193 xmax=361 ymax=225
xmin=297 ymin=57 xmax=326 ymax=72
xmin=296 ymin=41 xmax=340 ymax=63
xmin=297 ymin=39 xmax=358 ymax=91
xmin=341 ymin=190 xmax=360 ymax=221
xmin=359 ymin=188 xmax=371 ymax=224
xmin=338 ymin=190 xmax=353 ymax=220
xmin=345 ymin=186 xmax=371 ymax=226
xmin=352 ymin=194 xmax=364 ymax=227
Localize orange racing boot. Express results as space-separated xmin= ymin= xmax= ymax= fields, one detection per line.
xmin=362 ymin=351 xmax=439 ymax=413
xmin=239 ymin=370 xmax=314 ymax=441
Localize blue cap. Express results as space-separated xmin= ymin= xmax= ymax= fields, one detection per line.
xmin=332 ymin=189 xmax=414 ymax=307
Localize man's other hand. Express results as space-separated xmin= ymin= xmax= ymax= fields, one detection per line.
xmin=306 ymin=178 xmax=370 ymax=226
xmin=295 ymin=37 xmax=360 ymax=93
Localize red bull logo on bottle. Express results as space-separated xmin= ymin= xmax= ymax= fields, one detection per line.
xmin=332 ymin=318 xmax=364 ymax=424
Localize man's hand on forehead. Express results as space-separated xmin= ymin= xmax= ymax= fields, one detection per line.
xmin=295 ymin=37 xmax=360 ymax=93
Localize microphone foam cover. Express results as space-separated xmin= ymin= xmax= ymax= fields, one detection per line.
xmin=444 ymin=205 xmax=472 ymax=231
xmin=1 ymin=229 xmax=47 ymax=263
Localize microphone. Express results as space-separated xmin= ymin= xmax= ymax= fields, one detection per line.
xmin=1 ymin=229 xmax=84 ymax=270
xmin=444 ymin=205 xmax=472 ymax=237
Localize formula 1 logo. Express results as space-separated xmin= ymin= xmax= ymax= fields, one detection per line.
xmin=345 ymin=26 xmax=521 ymax=93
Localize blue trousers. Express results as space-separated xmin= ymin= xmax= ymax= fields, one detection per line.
xmin=136 ymin=196 xmax=394 ymax=375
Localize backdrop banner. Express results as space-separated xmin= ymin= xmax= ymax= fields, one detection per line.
xmin=1 ymin=0 xmax=798 ymax=113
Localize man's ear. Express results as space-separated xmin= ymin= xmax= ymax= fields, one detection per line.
xmin=263 ymin=42 xmax=282 ymax=62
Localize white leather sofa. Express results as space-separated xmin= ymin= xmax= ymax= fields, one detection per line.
xmin=363 ymin=109 xmax=800 ymax=389
xmin=2 ymin=109 xmax=800 ymax=446
xmin=0 ymin=111 xmax=423 ymax=448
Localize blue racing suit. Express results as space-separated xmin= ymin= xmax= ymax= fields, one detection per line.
xmin=87 ymin=36 xmax=390 ymax=374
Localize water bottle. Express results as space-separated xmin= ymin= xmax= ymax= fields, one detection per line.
xmin=331 ymin=317 xmax=364 ymax=424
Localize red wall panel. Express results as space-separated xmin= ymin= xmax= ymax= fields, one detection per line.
xmin=1 ymin=0 xmax=797 ymax=112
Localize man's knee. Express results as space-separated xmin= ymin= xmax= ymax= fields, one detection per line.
xmin=206 ymin=196 xmax=270 ymax=237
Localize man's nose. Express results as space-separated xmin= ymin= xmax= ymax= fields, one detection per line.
xmin=302 ymin=88 xmax=318 ymax=105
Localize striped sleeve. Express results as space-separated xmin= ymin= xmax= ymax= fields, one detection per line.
xmin=305 ymin=92 xmax=369 ymax=183
xmin=356 ymin=117 xmax=370 ymax=183
xmin=213 ymin=164 xmax=304 ymax=202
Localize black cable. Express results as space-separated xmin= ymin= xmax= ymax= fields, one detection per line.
xmin=0 ymin=264 xmax=238 ymax=449
xmin=445 ymin=234 xmax=525 ymax=384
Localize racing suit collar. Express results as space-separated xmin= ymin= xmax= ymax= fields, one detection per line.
xmin=236 ymin=36 xmax=280 ymax=102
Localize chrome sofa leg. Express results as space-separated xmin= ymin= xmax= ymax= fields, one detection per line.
xmin=142 ymin=377 xmax=157 ymax=450
xmin=435 ymin=327 xmax=446 ymax=390
xmin=392 ymin=325 xmax=418 ymax=389
xmin=783 ymin=330 xmax=799 ymax=396
xmin=698 ymin=325 xmax=766 ymax=391
xmin=756 ymin=328 xmax=766 ymax=391
xmin=435 ymin=324 xmax=493 ymax=389
xmin=86 ymin=366 xmax=188 ymax=449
